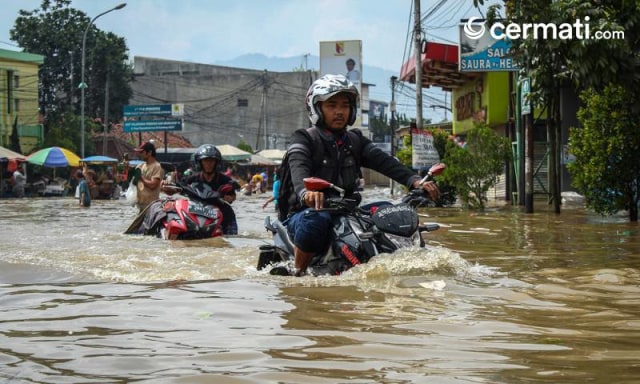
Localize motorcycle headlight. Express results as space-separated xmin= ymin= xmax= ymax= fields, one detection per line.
xmin=385 ymin=233 xmax=415 ymax=249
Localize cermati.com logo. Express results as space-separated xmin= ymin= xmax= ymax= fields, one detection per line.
xmin=463 ymin=16 xmax=625 ymax=40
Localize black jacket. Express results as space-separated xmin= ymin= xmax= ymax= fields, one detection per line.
xmin=287 ymin=126 xmax=421 ymax=205
xmin=182 ymin=172 xmax=238 ymax=191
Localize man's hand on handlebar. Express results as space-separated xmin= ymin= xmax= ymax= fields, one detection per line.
xmin=302 ymin=190 xmax=324 ymax=210
xmin=412 ymin=180 xmax=440 ymax=201
xmin=161 ymin=179 xmax=180 ymax=195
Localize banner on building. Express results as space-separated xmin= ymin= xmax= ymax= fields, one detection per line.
xmin=458 ymin=19 xmax=519 ymax=72
xmin=412 ymin=129 xmax=440 ymax=170
xmin=123 ymin=103 xmax=184 ymax=133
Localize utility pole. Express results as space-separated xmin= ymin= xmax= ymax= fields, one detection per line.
xmin=303 ymin=53 xmax=310 ymax=71
xmin=444 ymin=93 xmax=449 ymax=121
xmin=414 ymin=0 xmax=423 ymax=129
xmin=262 ymin=70 xmax=269 ymax=150
xmin=102 ymin=72 xmax=109 ymax=155
xmin=390 ymin=76 xmax=397 ymax=197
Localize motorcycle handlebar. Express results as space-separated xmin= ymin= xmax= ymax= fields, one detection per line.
xmin=419 ymin=223 xmax=440 ymax=233
xmin=163 ymin=184 xmax=182 ymax=192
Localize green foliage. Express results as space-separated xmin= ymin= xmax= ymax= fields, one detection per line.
xmin=395 ymin=134 xmax=413 ymax=167
xmin=567 ymin=84 xmax=640 ymax=221
xmin=39 ymin=111 xmax=96 ymax=155
xmin=441 ymin=123 xmax=512 ymax=210
xmin=431 ymin=128 xmax=451 ymax=160
xmin=9 ymin=0 xmax=133 ymax=141
xmin=237 ymin=141 xmax=253 ymax=153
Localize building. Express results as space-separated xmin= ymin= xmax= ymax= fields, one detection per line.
xmin=0 ymin=48 xmax=44 ymax=154
xmin=129 ymin=57 xmax=314 ymax=151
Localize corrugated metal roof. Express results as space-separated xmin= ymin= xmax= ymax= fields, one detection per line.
xmin=0 ymin=48 xmax=45 ymax=64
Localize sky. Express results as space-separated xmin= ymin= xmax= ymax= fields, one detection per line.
xmin=0 ymin=0 xmax=483 ymax=122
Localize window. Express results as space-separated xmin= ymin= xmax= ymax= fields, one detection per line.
xmin=237 ymin=99 xmax=248 ymax=107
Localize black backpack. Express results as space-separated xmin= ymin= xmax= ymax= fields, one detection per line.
xmin=275 ymin=127 xmax=361 ymax=221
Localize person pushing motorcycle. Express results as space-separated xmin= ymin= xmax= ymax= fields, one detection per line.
xmin=286 ymin=74 xmax=440 ymax=276
xmin=163 ymin=144 xmax=240 ymax=235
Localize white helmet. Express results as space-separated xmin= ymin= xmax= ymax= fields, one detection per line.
xmin=305 ymin=74 xmax=359 ymax=126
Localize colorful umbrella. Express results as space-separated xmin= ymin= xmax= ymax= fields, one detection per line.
xmin=27 ymin=146 xmax=81 ymax=167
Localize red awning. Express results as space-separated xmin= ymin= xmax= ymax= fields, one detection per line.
xmin=399 ymin=41 xmax=478 ymax=90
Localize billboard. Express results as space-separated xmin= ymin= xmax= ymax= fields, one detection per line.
xmin=319 ymin=40 xmax=362 ymax=86
xmin=320 ymin=40 xmax=363 ymax=126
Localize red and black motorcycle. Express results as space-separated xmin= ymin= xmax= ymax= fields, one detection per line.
xmin=125 ymin=182 xmax=224 ymax=240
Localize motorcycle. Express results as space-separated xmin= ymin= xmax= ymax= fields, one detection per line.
xmin=124 ymin=181 xmax=224 ymax=240
xmin=257 ymin=163 xmax=446 ymax=276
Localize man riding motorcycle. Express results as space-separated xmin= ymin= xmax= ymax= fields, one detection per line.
xmin=164 ymin=144 xmax=240 ymax=235
xmin=285 ymin=74 xmax=440 ymax=276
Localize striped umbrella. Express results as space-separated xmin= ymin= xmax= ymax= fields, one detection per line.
xmin=27 ymin=146 xmax=81 ymax=167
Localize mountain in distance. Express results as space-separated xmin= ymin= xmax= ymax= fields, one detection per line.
xmin=214 ymin=53 xmax=400 ymax=104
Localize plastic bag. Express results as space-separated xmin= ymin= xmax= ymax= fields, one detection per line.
xmin=125 ymin=180 xmax=138 ymax=206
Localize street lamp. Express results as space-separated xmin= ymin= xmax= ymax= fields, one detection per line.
xmin=80 ymin=3 xmax=126 ymax=158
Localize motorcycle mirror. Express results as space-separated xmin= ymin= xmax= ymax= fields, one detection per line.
xmin=303 ymin=177 xmax=345 ymax=196
xmin=418 ymin=163 xmax=447 ymax=184
xmin=303 ymin=177 xmax=331 ymax=191
xmin=429 ymin=162 xmax=446 ymax=176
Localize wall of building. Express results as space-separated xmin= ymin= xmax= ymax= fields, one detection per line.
xmin=452 ymin=71 xmax=509 ymax=134
xmin=0 ymin=48 xmax=43 ymax=153
xmin=130 ymin=57 xmax=317 ymax=151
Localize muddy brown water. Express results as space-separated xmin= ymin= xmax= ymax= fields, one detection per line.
xmin=1 ymin=190 xmax=638 ymax=383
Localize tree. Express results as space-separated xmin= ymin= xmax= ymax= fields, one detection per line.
xmin=237 ymin=141 xmax=253 ymax=153
xmin=395 ymin=134 xmax=413 ymax=167
xmin=567 ymin=85 xmax=640 ymax=222
xmin=9 ymin=0 xmax=132 ymax=153
xmin=441 ymin=122 xmax=512 ymax=210
xmin=479 ymin=0 xmax=640 ymax=213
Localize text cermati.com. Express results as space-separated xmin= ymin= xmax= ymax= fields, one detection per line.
xmin=464 ymin=17 xmax=625 ymax=41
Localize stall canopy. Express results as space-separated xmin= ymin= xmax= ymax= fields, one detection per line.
xmin=216 ymin=144 xmax=252 ymax=162
xmin=0 ymin=145 xmax=26 ymax=160
xmin=0 ymin=146 xmax=26 ymax=193
xmin=399 ymin=41 xmax=478 ymax=90
xmin=256 ymin=149 xmax=286 ymax=164
xmin=249 ymin=154 xmax=276 ymax=166
xmin=81 ymin=155 xmax=118 ymax=165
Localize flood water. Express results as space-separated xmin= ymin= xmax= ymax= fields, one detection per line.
xmin=1 ymin=188 xmax=639 ymax=383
